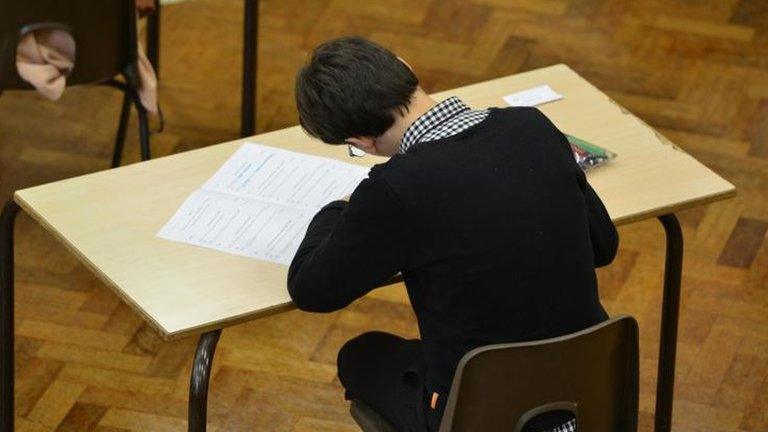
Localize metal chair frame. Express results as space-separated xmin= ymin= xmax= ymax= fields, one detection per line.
xmin=0 ymin=0 xmax=152 ymax=168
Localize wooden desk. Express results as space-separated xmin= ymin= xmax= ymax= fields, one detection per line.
xmin=1 ymin=64 xmax=735 ymax=432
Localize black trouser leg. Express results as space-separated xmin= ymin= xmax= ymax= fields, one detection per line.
xmin=188 ymin=330 xmax=221 ymax=432
xmin=0 ymin=200 xmax=20 ymax=432
xmin=338 ymin=331 xmax=428 ymax=432
xmin=654 ymin=214 xmax=683 ymax=432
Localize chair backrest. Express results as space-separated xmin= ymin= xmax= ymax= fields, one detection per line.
xmin=0 ymin=0 xmax=137 ymax=89
xmin=438 ymin=315 xmax=639 ymax=432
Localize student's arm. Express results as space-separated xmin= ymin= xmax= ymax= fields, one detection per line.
xmin=287 ymin=175 xmax=407 ymax=312
xmin=536 ymin=110 xmax=619 ymax=268
xmin=584 ymin=182 xmax=618 ymax=267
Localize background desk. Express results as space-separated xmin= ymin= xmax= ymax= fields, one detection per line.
xmin=1 ymin=64 xmax=735 ymax=431
xmin=146 ymin=0 xmax=259 ymax=138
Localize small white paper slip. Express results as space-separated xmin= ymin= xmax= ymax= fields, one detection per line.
xmin=502 ymin=85 xmax=563 ymax=107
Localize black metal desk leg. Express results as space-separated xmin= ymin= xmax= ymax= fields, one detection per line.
xmin=188 ymin=330 xmax=221 ymax=432
xmin=240 ymin=0 xmax=259 ymax=137
xmin=655 ymin=214 xmax=683 ymax=432
xmin=1 ymin=200 xmax=20 ymax=432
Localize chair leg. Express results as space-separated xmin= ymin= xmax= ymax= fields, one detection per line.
xmin=123 ymin=84 xmax=152 ymax=162
xmin=134 ymin=97 xmax=151 ymax=161
xmin=147 ymin=0 xmax=161 ymax=78
xmin=112 ymin=91 xmax=132 ymax=168
xmin=102 ymin=79 xmax=151 ymax=164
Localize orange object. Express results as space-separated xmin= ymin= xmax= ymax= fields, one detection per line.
xmin=430 ymin=392 xmax=439 ymax=409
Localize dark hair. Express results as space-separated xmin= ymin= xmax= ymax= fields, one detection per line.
xmin=295 ymin=36 xmax=419 ymax=144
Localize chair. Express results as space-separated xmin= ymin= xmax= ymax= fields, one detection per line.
xmin=350 ymin=315 xmax=639 ymax=432
xmin=0 ymin=0 xmax=151 ymax=168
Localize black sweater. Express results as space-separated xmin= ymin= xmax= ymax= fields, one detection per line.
xmin=288 ymin=106 xmax=617 ymax=407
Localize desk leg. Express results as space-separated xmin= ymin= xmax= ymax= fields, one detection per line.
xmin=654 ymin=214 xmax=683 ymax=432
xmin=188 ymin=330 xmax=221 ymax=432
xmin=240 ymin=0 xmax=259 ymax=137
xmin=0 ymin=200 xmax=20 ymax=432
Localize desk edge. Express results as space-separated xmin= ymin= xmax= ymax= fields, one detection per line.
xmin=612 ymin=187 xmax=737 ymax=226
xmin=13 ymin=190 xmax=175 ymax=339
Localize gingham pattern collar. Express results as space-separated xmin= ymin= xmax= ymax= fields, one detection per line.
xmin=399 ymin=96 xmax=476 ymax=153
xmin=553 ymin=418 xmax=576 ymax=432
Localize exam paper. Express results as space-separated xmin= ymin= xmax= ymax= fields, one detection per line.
xmin=503 ymin=85 xmax=563 ymax=107
xmin=157 ymin=143 xmax=369 ymax=265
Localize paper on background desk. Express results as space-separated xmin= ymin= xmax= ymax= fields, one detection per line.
xmin=157 ymin=143 xmax=369 ymax=265
xmin=503 ymin=85 xmax=563 ymax=107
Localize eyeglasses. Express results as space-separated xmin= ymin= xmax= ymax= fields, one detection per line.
xmin=346 ymin=143 xmax=366 ymax=158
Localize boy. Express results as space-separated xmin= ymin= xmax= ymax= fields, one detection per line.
xmin=288 ymin=37 xmax=617 ymax=432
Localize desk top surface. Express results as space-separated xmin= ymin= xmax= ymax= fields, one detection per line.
xmin=15 ymin=64 xmax=736 ymax=340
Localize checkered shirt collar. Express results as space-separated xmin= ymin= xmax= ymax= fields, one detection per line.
xmin=399 ymin=96 xmax=471 ymax=154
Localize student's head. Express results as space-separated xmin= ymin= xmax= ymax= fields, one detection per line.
xmin=295 ymin=37 xmax=420 ymax=156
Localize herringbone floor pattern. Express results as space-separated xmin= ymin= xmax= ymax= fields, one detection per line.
xmin=0 ymin=0 xmax=766 ymax=430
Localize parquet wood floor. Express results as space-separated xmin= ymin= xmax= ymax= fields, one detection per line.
xmin=0 ymin=0 xmax=766 ymax=431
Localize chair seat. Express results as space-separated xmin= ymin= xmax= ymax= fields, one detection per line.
xmin=350 ymin=400 xmax=399 ymax=432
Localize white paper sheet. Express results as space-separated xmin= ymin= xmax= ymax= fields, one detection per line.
xmin=157 ymin=143 xmax=369 ymax=265
xmin=503 ymin=85 xmax=563 ymax=107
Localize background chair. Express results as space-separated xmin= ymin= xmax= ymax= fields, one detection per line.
xmin=0 ymin=0 xmax=151 ymax=168
xmin=351 ymin=315 xmax=639 ymax=432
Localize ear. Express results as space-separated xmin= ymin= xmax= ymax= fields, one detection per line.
xmin=346 ymin=136 xmax=377 ymax=155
